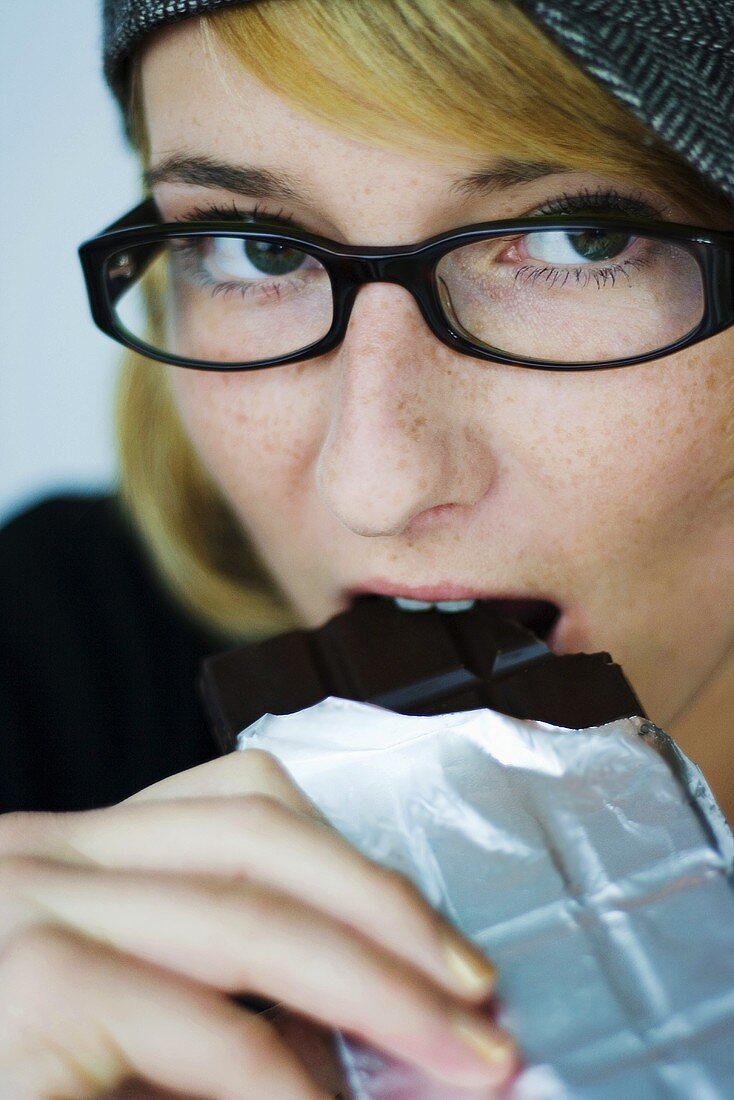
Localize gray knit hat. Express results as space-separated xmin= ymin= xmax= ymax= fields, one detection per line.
xmin=103 ymin=0 xmax=734 ymax=202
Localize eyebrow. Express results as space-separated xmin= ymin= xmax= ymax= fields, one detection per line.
xmin=450 ymin=158 xmax=575 ymax=197
xmin=144 ymin=155 xmax=314 ymax=203
xmin=144 ymin=153 xmax=575 ymax=203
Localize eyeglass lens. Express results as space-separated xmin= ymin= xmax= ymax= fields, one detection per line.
xmin=107 ymin=226 xmax=705 ymax=366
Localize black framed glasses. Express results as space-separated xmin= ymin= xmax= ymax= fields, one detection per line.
xmin=79 ymin=197 xmax=734 ymax=372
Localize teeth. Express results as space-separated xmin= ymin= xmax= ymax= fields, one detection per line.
xmin=391 ymin=597 xmax=476 ymax=613
xmin=434 ymin=599 xmax=476 ymax=612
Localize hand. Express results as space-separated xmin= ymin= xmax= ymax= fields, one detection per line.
xmin=0 ymin=751 xmax=518 ymax=1097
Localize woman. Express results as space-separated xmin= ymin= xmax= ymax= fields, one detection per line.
xmin=0 ymin=0 xmax=732 ymax=1094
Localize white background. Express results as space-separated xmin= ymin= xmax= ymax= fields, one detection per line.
xmin=0 ymin=0 xmax=140 ymax=526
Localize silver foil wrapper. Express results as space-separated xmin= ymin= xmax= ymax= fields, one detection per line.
xmin=236 ymin=698 xmax=734 ymax=1098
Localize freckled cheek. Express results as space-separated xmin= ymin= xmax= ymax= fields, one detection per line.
xmin=613 ymin=358 xmax=734 ymax=517
xmin=168 ymin=371 xmax=322 ymax=504
xmin=517 ymin=353 xmax=732 ymax=536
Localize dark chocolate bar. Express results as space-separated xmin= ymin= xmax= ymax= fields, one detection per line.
xmin=199 ymin=596 xmax=645 ymax=754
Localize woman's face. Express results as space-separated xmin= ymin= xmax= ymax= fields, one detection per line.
xmin=142 ymin=22 xmax=734 ymax=732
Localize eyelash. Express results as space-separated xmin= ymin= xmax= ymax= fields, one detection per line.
xmin=176 ymin=186 xmax=667 ymax=228
xmin=535 ymin=186 xmax=666 ymax=220
xmin=175 ymin=200 xmax=299 ymax=227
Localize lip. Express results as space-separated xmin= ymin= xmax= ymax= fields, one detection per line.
xmin=348 ymin=580 xmax=524 ymax=602
xmin=545 ymin=613 xmax=564 ymax=654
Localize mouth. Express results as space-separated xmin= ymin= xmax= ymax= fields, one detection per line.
xmin=347 ymin=586 xmax=563 ymax=647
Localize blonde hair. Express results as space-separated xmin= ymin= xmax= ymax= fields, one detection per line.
xmin=116 ymin=0 xmax=734 ymax=640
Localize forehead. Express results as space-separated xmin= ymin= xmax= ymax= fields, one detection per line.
xmin=137 ymin=15 xmax=714 ymax=238
xmin=141 ymin=22 xmax=311 ymax=154
xmin=143 ymin=23 xmax=439 ymax=200
xmin=140 ymin=21 xmax=512 ymax=238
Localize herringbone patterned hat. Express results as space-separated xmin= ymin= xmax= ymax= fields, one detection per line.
xmin=103 ymin=0 xmax=734 ymax=201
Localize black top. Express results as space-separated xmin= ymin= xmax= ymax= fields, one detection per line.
xmin=0 ymin=492 xmax=232 ymax=813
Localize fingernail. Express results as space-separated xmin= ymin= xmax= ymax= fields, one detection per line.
xmin=441 ymin=933 xmax=497 ymax=997
xmin=450 ymin=1010 xmax=517 ymax=1072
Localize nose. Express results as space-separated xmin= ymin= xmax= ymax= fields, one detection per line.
xmin=314 ymin=283 xmax=498 ymax=537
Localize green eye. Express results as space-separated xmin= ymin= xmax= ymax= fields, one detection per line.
xmin=244 ymin=239 xmax=310 ymax=277
xmin=567 ymin=229 xmax=633 ymax=263
xmin=524 ymin=227 xmax=634 ymax=266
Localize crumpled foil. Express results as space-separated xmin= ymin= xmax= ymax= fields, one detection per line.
xmin=236 ymin=698 xmax=734 ymax=1099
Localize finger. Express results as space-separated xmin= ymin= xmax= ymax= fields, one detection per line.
xmin=125 ymin=749 xmax=327 ymax=821
xmin=3 ymin=786 xmax=498 ymax=1005
xmin=0 ymin=924 xmax=331 ymax=1100
xmin=20 ymin=794 xmax=495 ymax=1003
xmin=7 ymin=859 xmax=517 ymax=1088
xmin=0 ymin=752 xmax=327 ymax=864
